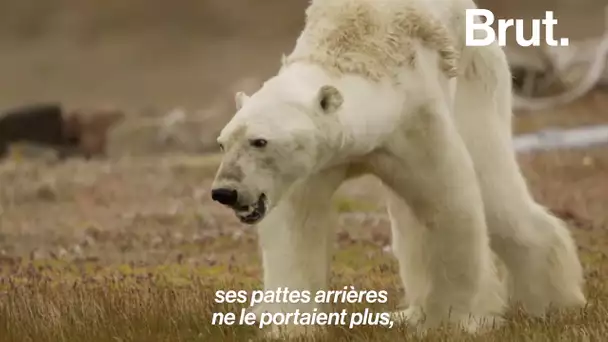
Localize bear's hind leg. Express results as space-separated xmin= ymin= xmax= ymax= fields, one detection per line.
xmin=453 ymin=41 xmax=586 ymax=315
xmin=453 ymin=77 xmax=586 ymax=315
xmin=459 ymin=126 xmax=586 ymax=314
xmin=490 ymin=202 xmax=587 ymax=315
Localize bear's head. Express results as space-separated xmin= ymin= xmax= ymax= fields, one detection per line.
xmin=211 ymin=79 xmax=344 ymax=224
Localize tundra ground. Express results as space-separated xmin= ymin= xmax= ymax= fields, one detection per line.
xmin=1 ymin=92 xmax=608 ymax=341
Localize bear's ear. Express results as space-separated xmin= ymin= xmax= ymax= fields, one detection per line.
xmin=316 ymin=85 xmax=343 ymax=114
xmin=235 ymin=92 xmax=250 ymax=111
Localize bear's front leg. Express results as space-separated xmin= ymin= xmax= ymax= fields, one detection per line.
xmin=253 ymin=166 xmax=347 ymax=337
xmin=369 ymin=104 xmax=506 ymax=333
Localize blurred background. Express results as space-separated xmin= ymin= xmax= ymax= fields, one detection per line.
xmin=0 ymin=0 xmax=606 ymax=155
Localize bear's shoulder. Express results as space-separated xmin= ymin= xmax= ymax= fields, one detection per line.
xmin=284 ymin=0 xmax=460 ymax=80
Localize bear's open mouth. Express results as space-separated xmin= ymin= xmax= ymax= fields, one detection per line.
xmin=235 ymin=193 xmax=267 ymax=225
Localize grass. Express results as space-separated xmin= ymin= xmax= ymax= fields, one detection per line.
xmin=0 ymin=246 xmax=607 ymax=342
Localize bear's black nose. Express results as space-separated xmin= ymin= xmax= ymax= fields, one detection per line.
xmin=211 ymin=188 xmax=239 ymax=207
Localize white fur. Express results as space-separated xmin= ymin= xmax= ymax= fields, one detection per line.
xmin=214 ymin=0 xmax=586 ymax=337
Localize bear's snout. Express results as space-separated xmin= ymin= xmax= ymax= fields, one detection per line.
xmin=211 ymin=188 xmax=239 ymax=207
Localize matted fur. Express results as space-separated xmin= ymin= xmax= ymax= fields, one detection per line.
xmin=284 ymin=0 xmax=459 ymax=81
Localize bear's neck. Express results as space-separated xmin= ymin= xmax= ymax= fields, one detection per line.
xmin=276 ymin=62 xmax=410 ymax=168
xmin=276 ymin=62 xmax=333 ymax=93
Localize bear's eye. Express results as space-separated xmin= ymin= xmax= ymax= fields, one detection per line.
xmin=320 ymin=97 xmax=329 ymax=111
xmin=250 ymin=139 xmax=268 ymax=148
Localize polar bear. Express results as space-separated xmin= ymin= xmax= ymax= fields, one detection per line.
xmin=211 ymin=0 xmax=586 ymax=335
